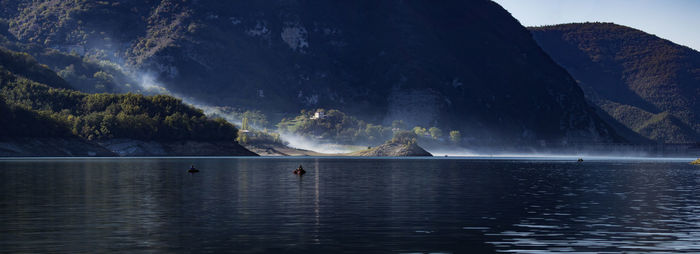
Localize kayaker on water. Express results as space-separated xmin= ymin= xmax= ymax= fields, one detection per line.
xmin=294 ymin=164 xmax=306 ymax=175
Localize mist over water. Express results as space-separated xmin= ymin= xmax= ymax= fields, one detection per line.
xmin=422 ymin=139 xmax=698 ymax=159
xmin=279 ymin=132 xmax=365 ymax=154
xmin=426 ymin=148 xmax=695 ymax=161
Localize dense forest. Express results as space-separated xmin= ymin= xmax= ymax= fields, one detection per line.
xmin=531 ymin=23 xmax=700 ymax=143
xmin=0 ymin=46 xmax=238 ymax=142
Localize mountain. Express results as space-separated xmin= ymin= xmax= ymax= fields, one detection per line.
xmin=0 ymin=46 xmax=256 ymax=156
xmin=530 ymin=23 xmax=700 ymax=143
xmin=0 ymin=19 xmax=139 ymax=94
xmin=0 ymin=0 xmax=621 ymax=146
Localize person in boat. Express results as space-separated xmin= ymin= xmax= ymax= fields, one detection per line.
xmin=188 ymin=165 xmax=199 ymax=172
xmin=294 ymin=164 xmax=306 ymax=175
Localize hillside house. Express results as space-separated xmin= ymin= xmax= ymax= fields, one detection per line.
xmin=311 ymin=111 xmax=326 ymax=120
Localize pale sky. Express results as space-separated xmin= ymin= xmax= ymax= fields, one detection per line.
xmin=492 ymin=0 xmax=700 ymax=51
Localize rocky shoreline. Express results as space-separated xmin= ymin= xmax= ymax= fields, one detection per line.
xmin=352 ymin=142 xmax=432 ymax=157
xmin=243 ymin=143 xmax=334 ymax=156
xmin=0 ymin=138 xmax=258 ymax=157
xmin=0 ymin=138 xmax=115 ymax=157
xmin=0 ymin=137 xmax=435 ymax=157
xmin=99 ymin=139 xmax=258 ymax=156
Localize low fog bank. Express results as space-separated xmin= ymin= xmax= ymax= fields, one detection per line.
xmin=279 ymin=133 xmax=365 ymax=154
xmin=426 ymin=152 xmax=695 ymax=161
xmin=425 ymin=145 xmax=698 ymax=160
xmin=427 ymin=147 xmax=649 ymax=158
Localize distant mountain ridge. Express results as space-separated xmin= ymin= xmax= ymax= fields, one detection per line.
xmin=1 ymin=0 xmax=621 ymax=145
xmin=530 ymin=23 xmax=700 ymax=143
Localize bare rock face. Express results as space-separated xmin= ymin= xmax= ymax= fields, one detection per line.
xmin=99 ymin=139 xmax=258 ymax=156
xmin=0 ymin=138 xmax=259 ymax=157
xmin=0 ymin=138 xmax=116 ymax=157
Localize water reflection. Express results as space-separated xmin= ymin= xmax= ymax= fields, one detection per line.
xmin=0 ymin=158 xmax=698 ymax=253
xmin=314 ymin=159 xmax=320 ymax=244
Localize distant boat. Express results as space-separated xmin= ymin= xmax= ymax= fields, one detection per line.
xmin=577 ymin=158 xmax=583 ymax=162
xmin=188 ymin=165 xmax=199 ymax=173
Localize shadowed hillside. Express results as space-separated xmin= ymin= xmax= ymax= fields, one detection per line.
xmin=0 ymin=0 xmax=621 ymax=146
xmin=531 ymin=23 xmax=700 ymax=143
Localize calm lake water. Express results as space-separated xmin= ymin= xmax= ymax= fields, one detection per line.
xmin=0 ymin=157 xmax=699 ymax=253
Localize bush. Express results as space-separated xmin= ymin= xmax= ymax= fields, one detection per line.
xmin=391 ymin=131 xmax=417 ymax=145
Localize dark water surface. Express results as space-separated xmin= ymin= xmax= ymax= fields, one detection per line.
xmin=1 ymin=157 xmax=699 ymax=253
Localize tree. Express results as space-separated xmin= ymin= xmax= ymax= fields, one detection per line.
xmin=428 ymin=127 xmax=442 ymax=140
xmin=449 ymin=130 xmax=461 ymax=143
xmin=391 ymin=120 xmax=405 ymax=130
xmin=391 ymin=131 xmax=417 ymax=145
xmin=241 ymin=117 xmax=250 ymax=130
xmin=237 ymin=130 xmax=249 ymax=144
xmin=242 ymin=110 xmax=268 ymax=128
xmin=412 ymin=126 xmax=427 ymax=136
xmin=365 ymin=124 xmax=382 ymax=141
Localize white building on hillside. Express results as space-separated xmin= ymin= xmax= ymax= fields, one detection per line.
xmin=311 ymin=111 xmax=326 ymax=120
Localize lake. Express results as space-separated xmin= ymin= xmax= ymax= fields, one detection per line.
xmin=0 ymin=157 xmax=698 ymax=253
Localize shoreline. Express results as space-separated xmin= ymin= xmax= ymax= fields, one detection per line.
xmin=0 ymin=155 xmax=695 ymax=162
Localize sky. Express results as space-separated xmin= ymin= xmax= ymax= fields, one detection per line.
xmin=492 ymin=0 xmax=700 ymax=51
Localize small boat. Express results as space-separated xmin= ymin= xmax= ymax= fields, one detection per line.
xmin=293 ymin=165 xmax=306 ymax=175
xmin=577 ymin=158 xmax=583 ymax=162
xmin=188 ymin=165 xmax=199 ymax=173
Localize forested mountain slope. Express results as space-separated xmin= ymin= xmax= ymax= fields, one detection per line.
xmin=531 ymin=23 xmax=700 ymax=143
xmin=0 ymin=46 xmax=255 ymax=156
xmin=0 ymin=0 xmax=622 ymax=146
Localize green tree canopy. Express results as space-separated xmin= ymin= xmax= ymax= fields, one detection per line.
xmin=429 ymin=127 xmax=442 ymax=140
xmin=449 ymin=130 xmax=461 ymax=143
xmin=413 ymin=126 xmax=427 ymax=136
